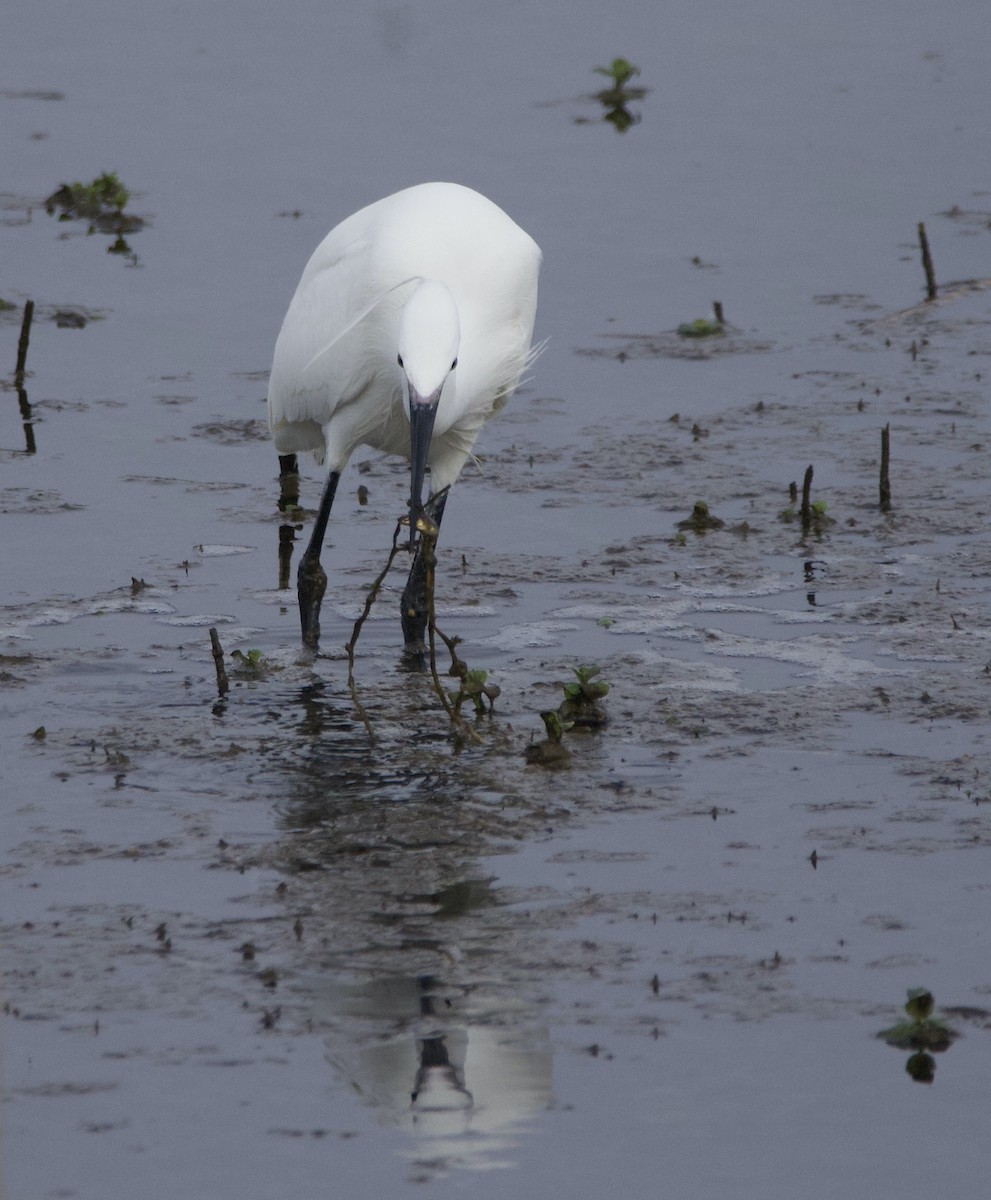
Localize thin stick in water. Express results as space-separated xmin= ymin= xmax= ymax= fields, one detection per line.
xmin=344 ymin=520 xmax=406 ymax=742
xmin=918 ymin=222 xmax=937 ymax=301
xmin=15 ymin=299 xmax=35 ymax=381
xmin=424 ymin=530 xmax=482 ymax=744
xmin=800 ymin=464 xmax=814 ymax=531
xmin=879 ymin=423 xmax=892 ymax=512
xmin=209 ymin=627 xmax=229 ymax=697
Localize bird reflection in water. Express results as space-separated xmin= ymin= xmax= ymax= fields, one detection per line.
xmin=318 ymin=971 xmax=551 ymax=1176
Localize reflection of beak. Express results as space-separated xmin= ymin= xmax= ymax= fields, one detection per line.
xmin=409 ymin=390 xmax=439 ymax=536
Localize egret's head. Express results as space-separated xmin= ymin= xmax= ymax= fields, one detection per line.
xmin=399 ymin=281 xmax=460 ymax=534
xmin=398 ymin=280 xmax=460 ymax=413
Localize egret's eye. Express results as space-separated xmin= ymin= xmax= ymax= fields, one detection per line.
xmin=397 ymin=354 xmax=404 ymax=368
xmin=451 ymin=357 xmax=458 ymax=371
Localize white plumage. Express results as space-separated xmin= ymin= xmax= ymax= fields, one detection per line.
xmin=268 ymin=181 xmax=541 ymax=496
xmin=266 ymin=182 xmax=542 ymax=650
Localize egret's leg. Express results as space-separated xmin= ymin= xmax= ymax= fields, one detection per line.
xmin=401 ymin=488 xmax=449 ymax=653
xmin=277 ymin=454 xmax=301 ymax=590
xmin=298 ymin=470 xmax=340 ymax=649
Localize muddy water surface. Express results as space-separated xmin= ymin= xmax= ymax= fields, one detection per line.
xmin=3 ymin=2 xmax=991 ymax=1197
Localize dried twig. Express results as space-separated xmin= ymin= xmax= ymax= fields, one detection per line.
xmin=208 ymin=627 xmax=229 ymax=698
xmin=15 ymin=299 xmax=34 ymax=382
xmin=344 ymin=520 xmax=406 ymax=742
xmin=880 ymin=423 xmax=892 ymax=512
xmin=800 ymin=464 xmax=814 ymax=531
xmin=918 ymin=222 xmax=937 ymax=301
xmin=422 ymin=528 xmax=482 ymax=744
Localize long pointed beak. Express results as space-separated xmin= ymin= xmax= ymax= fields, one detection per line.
xmin=408 ymin=394 xmax=439 ymax=537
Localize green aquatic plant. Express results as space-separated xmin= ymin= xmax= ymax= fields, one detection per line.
xmin=558 ymin=663 xmax=610 ymax=729
xmin=588 ymin=58 xmax=647 ymax=133
xmin=524 ymin=709 xmax=573 ymax=766
xmin=448 ymin=666 xmax=501 ymax=716
xmin=677 ymin=318 xmax=724 ymax=339
xmin=45 ymin=171 xmax=144 ymax=258
xmin=677 ymin=500 xmax=725 ymax=533
xmin=45 ymin=171 xmax=131 ymax=222
xmin=879 ymin=988 xmax=958 ymax=1052
xmin=593 ymin=58 xmax=641 ymax=93
xmin=562 ymin=664 xmax=609 ymax=704
xmin=230 ymin=648 xmax=272 ymax=679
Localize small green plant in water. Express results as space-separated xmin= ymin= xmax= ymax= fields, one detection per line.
xmin=46 ymin=171 xmax=131 ymax=222
xmin=230 ymin=648 xmax=272 ymax=679
xmin=558 ymin=663 xmax=610 ymax=729
xmin=878 ymin=988 xmax=958 ymax=1052
xmin=524 ymin=709 xmax=573 ymax=766
xmin=593 ymin=58 xmax=640 ymax=92
xmin=448 ymin=667 xmax=500 ymax=716
xmin=45 ymin=171 xmax=143 ymax=258
xmin=677 ymin=318 xmax=724 ymax=339
xmin=677 ymin=501 xmax=725 ymax=533
xmin=589 ymin=58 xmax=647 ymax=133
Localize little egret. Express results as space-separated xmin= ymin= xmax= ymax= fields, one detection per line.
xmin=267 ymin=182 xmax=541 ymax=652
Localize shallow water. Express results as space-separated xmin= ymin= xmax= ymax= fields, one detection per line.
xmin=3 ymin=2 xmax=991 ymax=1197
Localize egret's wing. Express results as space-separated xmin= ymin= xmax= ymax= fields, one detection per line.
xmin=301 ymin=275 xmax=420 ymax=381
xmin=267 ymin=222 xmax=414 ymax=437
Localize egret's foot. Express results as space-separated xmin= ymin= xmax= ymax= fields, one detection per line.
xmin=298 ymin=553 xmax=328 ymax=649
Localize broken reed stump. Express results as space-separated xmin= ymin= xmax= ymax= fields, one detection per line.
xmin=800 ymin=464 xmax=814 ymax=531
xmin=917 ymin=222 xmax=937 ymax=301
xmin=208 ymin=626 xmax=229 ymax=698
xmin=880 ymin=423 xmax=892 ymax=512
xmin=15 ymin=299 xmax=35 ymax=381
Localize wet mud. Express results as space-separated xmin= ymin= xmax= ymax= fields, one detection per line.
xmin=5 ymin=280 xmax=991 ymax=1192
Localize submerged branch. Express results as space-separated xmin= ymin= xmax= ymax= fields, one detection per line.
xmin=423 ymin=528 xmax=482 ymax=745
xmin=345 ymin=520 xmax=406 ymax=742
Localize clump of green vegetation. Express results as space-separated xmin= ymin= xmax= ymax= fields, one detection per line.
xmin=448 ymin=666 xmax=501 ymax=716
xmin=558 ymin=663 xmax=610 ymax=729
xmin=589 ymin=57 xmax=647 ymax=133
xmin=230 ymin=648 xmax=273 ymax=680
xmin=677 ymin=318 xmax=724 ymax=339
xmin=879 ymin=988 xmax=958 ymax=1052
xmin=593 ymin=57 xmax=641 ymax=94
xmin=46 ymin=171 xmax=131 ymax=223
xmin=524 ymin=709 xmax=573 ymax=766
xmin=677 ymin=500 xmax=725 ymax=533
xmin=779 ymin=499 xmax=829 ymax=524
xmin=45 ymin=171 xmax=144 ymax=256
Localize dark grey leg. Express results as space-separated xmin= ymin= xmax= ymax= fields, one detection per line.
xmin=298 ymin=470 xmax=340 ymax=650
xmin=401 ymin=488 xmax=449 ymax=653
xmin=277 ymin=455 xmax=301 ymax=591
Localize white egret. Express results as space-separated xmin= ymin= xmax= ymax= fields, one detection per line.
xmin=267 ymin=181 xmax=542 ymax=652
